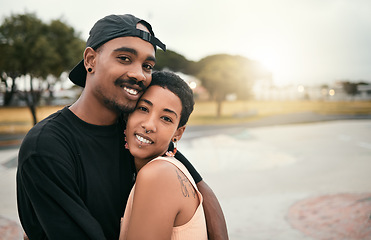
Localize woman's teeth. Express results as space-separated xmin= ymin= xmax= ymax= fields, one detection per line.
xmin=136 ymin=134 xmax=153 ymax=144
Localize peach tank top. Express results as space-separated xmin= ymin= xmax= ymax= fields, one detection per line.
xmin=121 ymin=156 xmax=207 ymax=240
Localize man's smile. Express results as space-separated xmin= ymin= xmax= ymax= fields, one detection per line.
xmin=123 ymin=86 xmax=139 ymax=96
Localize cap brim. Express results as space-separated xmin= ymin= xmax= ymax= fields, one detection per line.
xmin=69 ymin=60 xmax=86 ymax=87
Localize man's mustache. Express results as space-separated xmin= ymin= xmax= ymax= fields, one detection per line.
xmin=114 ymin=78 xmax=147 ymax=92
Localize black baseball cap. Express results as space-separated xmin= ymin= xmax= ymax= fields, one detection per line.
xmin=69 ymin=14 xmax=166 ymax=87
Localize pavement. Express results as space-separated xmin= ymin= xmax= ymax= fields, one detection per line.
xmin=1 ymin=112 xmax=371 ymax=239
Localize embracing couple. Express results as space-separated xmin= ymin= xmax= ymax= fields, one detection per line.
xmin=17 ymin=14 xmax=228 ymax=240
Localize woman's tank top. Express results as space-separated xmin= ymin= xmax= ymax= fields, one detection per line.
xmin=120 ymin=156 xmax=208 ymax=239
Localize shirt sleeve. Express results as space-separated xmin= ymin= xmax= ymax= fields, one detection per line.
xmin=17 ymin=155 xmax=106 ymax=240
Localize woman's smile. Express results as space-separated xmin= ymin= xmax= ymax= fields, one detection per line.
xmin=135 ymin=133 xmax=154 ymax=145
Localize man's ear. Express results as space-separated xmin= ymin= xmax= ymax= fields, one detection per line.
xmin=84 ymin=47 xmax=97 ymax=72
xmin=173 ymin=125 xmax=186 ymax=142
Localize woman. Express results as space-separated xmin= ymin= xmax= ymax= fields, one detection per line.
xmin=120 ymin=71 xmax=207 ymax=240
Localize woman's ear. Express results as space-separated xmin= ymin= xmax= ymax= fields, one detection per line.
xmin=84 ymin=47 xmax=97 ymax=72
xmin=173 ymin=125 xmax=186 ymax=142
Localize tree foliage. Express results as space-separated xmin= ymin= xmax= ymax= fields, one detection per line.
xmin=341 ymin=81 xmax=371 ymax=99
xmin=195 ymin=54 xmax=262 ymax=117
xmin=153 ymin=51 xmax=271 ymax=117
xmin=0 ymin=13 xmax=85 ymax=124
xmin=46 ymin=19 xmax=85 ymax=78
xmin=342 ymin=81 xmax=358 ymax=97
xmin=154 ymin=49 xmax=196 ymax=74
xmin=0 ymin=13 xmax=54 ymax=78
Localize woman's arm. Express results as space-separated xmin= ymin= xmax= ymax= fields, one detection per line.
xmin=121 ymin=161 xmax=180 ymax=240
xmin=197 ymin=180 xmax=229 ymax=240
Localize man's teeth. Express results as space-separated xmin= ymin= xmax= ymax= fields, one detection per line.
xmin=136 ymin=134 xmax=153 ymax=144
xmin=123 ymin=87 xmax=138 ymax=95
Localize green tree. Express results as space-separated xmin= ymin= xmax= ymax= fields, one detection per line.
xmin=0 ymin=13 xmax=84 ymax=124
xmin=44 ymin=19 xmax=85 ymax=102
xmin=342 ymin=81 xmax=358 ymax=99
xmin=0 ymin=13 xmax=52 ymax=124
xmin=195 ymin=54 xmax=258 ymax=117
xmin=154 ymin=49 xmax=196 ymax=74
xmin=0 ymin=20 xmax=23 ymax=106
xmin=0 ymin=67 xmax=18 ymax=106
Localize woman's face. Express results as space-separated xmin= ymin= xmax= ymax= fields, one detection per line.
xmin=126 ymin=85 xmax=185 ymax=161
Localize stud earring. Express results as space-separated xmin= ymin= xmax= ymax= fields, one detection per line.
xmin=87 ymin=67 xmax=92 ymax=73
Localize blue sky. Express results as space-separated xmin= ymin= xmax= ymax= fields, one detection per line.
xmin=1 ymin=0 xmax=371 ymax=86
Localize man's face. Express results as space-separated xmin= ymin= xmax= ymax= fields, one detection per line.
xmin=88 ymin=34 xmax=156 ymax=114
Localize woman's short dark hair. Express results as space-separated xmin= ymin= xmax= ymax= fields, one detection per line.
xmin=150 ymin=71 xmax=194 ymax=127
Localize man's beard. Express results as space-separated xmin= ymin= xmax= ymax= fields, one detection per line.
xmin=101 ymin=78 xmax=147 ymax=114
xmin=103 ymin=98 xmax=136 ymax=114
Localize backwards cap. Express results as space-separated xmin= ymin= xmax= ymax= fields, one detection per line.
xmin=69 ymin=14 xmax=166 ymax=87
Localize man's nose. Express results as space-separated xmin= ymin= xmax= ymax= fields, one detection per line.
xmin=127 ymin=63 xmax=146 ymax=82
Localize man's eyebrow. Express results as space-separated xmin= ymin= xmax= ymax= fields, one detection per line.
xmin=114 ymin=47 xmax=137 ymax=55
xmin=147 ymin=55 xmax=156 ymax=63
xmin=113 ymin=47 xmax=156 ymax=63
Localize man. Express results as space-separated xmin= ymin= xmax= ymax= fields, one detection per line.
xmin=17 ymin=14 xmax=228 ymax=239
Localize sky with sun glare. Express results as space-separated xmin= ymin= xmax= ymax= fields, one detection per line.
xmin=1 ymin=0 xmax=370 ymax=86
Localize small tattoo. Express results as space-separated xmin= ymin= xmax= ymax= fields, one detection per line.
xmin=176 ymin=169 xmax=196 ymax=198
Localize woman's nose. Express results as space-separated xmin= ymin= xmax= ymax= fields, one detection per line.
xmin=141 ymin=117 xmax=156 ymax=133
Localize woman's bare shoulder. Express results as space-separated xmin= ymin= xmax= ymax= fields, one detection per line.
xmin=136 ymin=159 xmax=180 ymax=188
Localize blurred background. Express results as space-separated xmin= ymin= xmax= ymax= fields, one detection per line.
xmin=0 ymin=0 xmax=371 ymax=239
xmin=1 ymin=0 xmax=371 ymax=129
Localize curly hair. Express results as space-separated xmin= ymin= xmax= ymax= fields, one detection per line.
xmin=150 ymin=71 xmax=194 ymax=127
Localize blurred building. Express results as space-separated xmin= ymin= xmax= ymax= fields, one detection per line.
xmin=176 ymin=72 xmax=210 ymax=101
xmin=252 ymin=80 xmax=371 ymax=101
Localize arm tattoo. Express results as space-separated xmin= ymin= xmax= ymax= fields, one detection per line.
xmin=175 ymin=169 xmax=196 ymax=198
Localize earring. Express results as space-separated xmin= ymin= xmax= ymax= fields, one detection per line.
xmin=124 ymin=130 xmax=129 ymax=149
xmin=166 ymin=138 xmax=177 ymax=157
xmin=87 ymin=67 xmax=92 ymax=73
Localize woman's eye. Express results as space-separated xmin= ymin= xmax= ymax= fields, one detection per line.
xmin=137 ymin=106 xmax=148 ymax=112
xmin=161 ymin=116 xmax=172 ymax=123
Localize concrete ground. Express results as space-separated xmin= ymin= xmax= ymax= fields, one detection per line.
xmin=1 ymin=117 xmax=371 ymax=239
xmin=181 ymin=119 xmax=371 ymax=239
